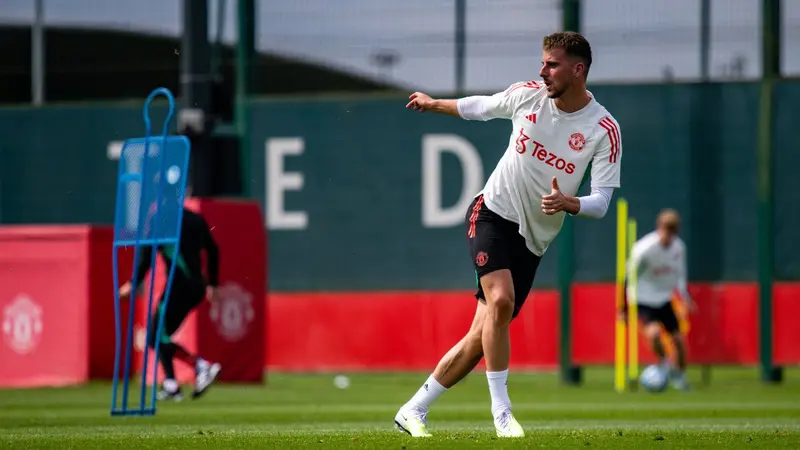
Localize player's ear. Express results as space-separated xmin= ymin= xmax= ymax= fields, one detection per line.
xmin=573 ymin=62 xmax=584 ymax=78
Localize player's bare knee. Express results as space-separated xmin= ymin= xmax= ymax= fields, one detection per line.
xmin=644 ymin=324 xmax=661 ymax=340
xmin=485 ymin=292 xmax=514 ymax=326
xmin=479 ymin=270 xmax=515 ymax=325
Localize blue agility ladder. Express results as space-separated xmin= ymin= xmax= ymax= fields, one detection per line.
xmin=110 ymin=87 xmax=191 ymax=416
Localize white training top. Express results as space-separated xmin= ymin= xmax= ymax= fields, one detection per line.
xmin=456 ymin=80 xmax=622 ymax=257
xmin=627 ymin=231 xmax=690 ymax=308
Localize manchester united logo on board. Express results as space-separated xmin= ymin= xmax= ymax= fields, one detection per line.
xmin=569 ymin=133 xmax=585 ymax=151
xmin=2 ymin=295 xmax=43 ymax=355
xmin=209 ymin=283 xmax=255 ymax=342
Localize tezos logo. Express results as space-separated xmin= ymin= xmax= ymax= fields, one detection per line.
xmin=209 ymin=283 xmax=255 ymax=342
xmin=2 ymin=295 xmax=44 ymax=355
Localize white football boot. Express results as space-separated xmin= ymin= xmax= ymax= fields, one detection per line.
xmin=494 ymin=409 xmax=525 ymax=438
xmin=192 ymin=361 xmax=222 ymax=399
xmin=394 ymin=406 xmax=432 ymax=437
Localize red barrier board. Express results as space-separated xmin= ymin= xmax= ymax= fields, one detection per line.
xmin=265 ymin=283 xmax=800 ymax=372
xmin=266 ymin=290 xmax=558 ymax=371
xmin=134 ymin=198 xmax=266 ymax=384
xmin=0 ymin=198 xmax=265 ymax=388
xmin=773 ymin=283 xmax=800 ymax=365
xmin=0 ymin=226 xmax=133 ymax=388
xmin=88 ymin=227 xmax=136 ymax=380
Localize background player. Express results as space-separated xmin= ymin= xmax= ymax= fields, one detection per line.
xmin=395 ymin=32 xmax=622 ymax=438
xmin=119 ymin=204 xmax=222 ymax=401
xmin=625 ymin=208 xmax=696 ymax=391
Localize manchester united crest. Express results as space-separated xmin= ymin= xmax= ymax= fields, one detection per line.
xmin=209 ymin=283 xmax=255 ymax=342
xmin=476 ymin=252 xmax=489 ymax=267
xmin=2 ymin=295 xmax=43 ymax=355
xmin=569 ymin=132 xmax=585 ymax=151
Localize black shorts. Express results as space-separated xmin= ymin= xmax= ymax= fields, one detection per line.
xmin=637 ymin=302 xmax=680 ymax=334
xmin=147 ymin=278 xmax=205 ymax=347
xmin=465 ymin=194 xmax=541 ymax=318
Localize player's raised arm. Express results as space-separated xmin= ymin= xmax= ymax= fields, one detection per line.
xmin=407 ymin=83 xmax=525 ymax=121
xmin=406 ymin=92 xmax=459 ymax=116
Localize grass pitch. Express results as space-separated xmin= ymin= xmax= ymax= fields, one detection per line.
xmin=1 ymin=367 xmax=799 ymax=449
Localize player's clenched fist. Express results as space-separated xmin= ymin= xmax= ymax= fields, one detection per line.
xmin=407 ymin=92 xmax=434 ymax=112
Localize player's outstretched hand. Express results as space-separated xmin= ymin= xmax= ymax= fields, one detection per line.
xmin=407 ymin=92 xmax=434 ymax=112
xmin=118 ymin=282 xmax=132 ymax=300
xmin=206 ymin=286 xmax=219 ymax=304
xmin=541 ymin=177 xmax=567 ymax=215
xmin=118 ymin=281 xmax=143 ymax=300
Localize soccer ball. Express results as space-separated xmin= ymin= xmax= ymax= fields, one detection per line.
xmin=333 ymin=374 xmax=350 ymax=389
xmin=639 ymin=365 xmax=669 ymax=392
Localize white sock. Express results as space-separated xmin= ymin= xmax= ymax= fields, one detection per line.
xmin=660 ymin=358 xmax=672 ymax=373
xmin=405 ymin=374 xmax=448 ymax=412
xmin=487 ymin=369 xmax=511 ymax=418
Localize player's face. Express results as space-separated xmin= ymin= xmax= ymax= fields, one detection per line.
xmin=657 ymin=225 xmax=678 ymax=246
xmin=539 ymin=48 xmax=582 ymax=98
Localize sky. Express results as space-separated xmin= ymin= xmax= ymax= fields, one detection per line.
xmin=1 ymin=0 xmax=799 ymax=93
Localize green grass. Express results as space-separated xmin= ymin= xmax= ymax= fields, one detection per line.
xmin=1 ymin=367 xmax=800 ymax=448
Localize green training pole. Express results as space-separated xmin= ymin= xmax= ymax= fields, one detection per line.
xmin=557 ymin=0 xmax=582 ymax=386
xmin=757 ymin=0 xmax=782 ymax=384
xmin=236 ymin=0 xmax=255 ymax=197
xmin=558 ymin=215 xmax=579 ymax=385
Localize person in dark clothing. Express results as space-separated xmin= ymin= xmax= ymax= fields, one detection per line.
xmin=119 ymin=207 xmax=222 ymax=401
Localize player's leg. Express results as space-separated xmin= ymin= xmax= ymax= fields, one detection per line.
xmin=668 ymin=332 xmax=690 ymax=390
xmin=147 ymin=296 xmax=190 ymax=401
xmin=479 ymin=269 xmax=516 ymax=425
xmin=395 ymin=301 xmax=487 ymax=437
xmin=395 ymin=195 xmax=508 ymax=437
xmin=432 ymin=301 xmax=487 ymax=386
xmin=147 ymin=281 xmax=216 ymax=400
xmin=660 ymin=304 xmax=690 ymax=391
xmin=483 ymin=237 xmax=538 ymax=438
xmin=638 ymin=305 xmax=671 ymax=373
xmin=472 ymin=202 xmax=528 ymax=437
xmin=165 ymin=280 xmax=222 ymax=399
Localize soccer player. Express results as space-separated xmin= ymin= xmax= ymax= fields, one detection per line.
xmin=395 ymin=32 xmax=622 ymax=438
xmin=625 ymin=209 xmax=696 ymax=391
xmin=118 ymin=205 xmax=223 ymax=401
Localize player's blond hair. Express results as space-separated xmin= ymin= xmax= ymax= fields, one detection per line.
xmin=542 ymin=31 xmax=592 ymax=77
xmin=656 ymin=208 xmax=681 ymax=232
